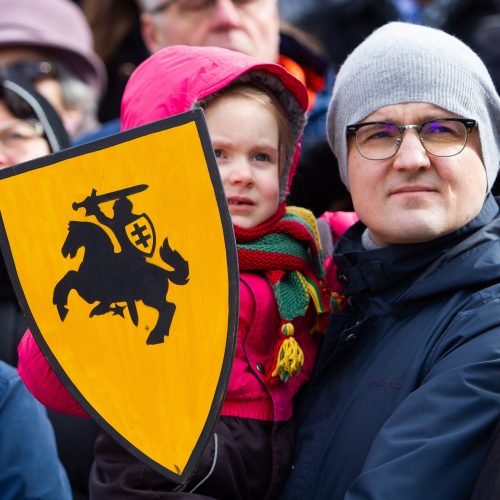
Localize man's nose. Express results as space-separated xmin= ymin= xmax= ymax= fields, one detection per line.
xmin=211 ymin=0 xmax=242 ymax=27
xmin=392 ymin=129 xmax=431 ymax=171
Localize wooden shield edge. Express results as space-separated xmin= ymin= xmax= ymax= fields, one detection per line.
xmin=0 ymin=109 xmax=239 ymax=483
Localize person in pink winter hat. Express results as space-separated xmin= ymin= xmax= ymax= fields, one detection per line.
xmin=18 ymin=44 xmax=356 ymax=499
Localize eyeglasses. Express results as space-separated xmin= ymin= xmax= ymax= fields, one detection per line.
xmin=0 ymin=119 xmax=45 ymax=156
xmin=0 ymin=60 xmax=58 ymax=84
xmin=346 ymin=118 xmax=477 ymax=160
xmin=149 ymin=0 xmax=259 ymax=15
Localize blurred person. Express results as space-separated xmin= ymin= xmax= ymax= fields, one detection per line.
xmin=82 ymin=0 xmax=149 ymax=123
xmin=0 ymin=76 xmax=69 ymax=362
xmin=138 ymin=0 xmax=278 ymax=60
xmin=280 ymin=0 xmax=499 ymax=90
xmin=0 ymin=76 xmax=99 ymax=500
xmin=0 ymin=359 xmax=71 ymax=500
xmin=281 ymin=22 xmax=500 ymax=500
xmin=0 ymin=0 xmax=107 ymax=140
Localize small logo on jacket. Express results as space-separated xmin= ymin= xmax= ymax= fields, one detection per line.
xmin=368 ymin=379 xmax=402 ymax=390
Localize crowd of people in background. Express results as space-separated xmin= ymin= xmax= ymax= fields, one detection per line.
xmin=0 ymin=0 xmax=499 ymax=499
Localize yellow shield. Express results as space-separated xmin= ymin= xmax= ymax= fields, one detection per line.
xmin=0 ymin=110 xmax=238 ymax=482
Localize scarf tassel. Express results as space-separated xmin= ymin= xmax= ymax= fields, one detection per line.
xmin=271 ymin=322 xmax=305 ymax=382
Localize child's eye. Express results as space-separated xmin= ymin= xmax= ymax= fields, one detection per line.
xmin=253 ymin=152 xmax=271 ymax=162
xmin=213 ymin=149 xmax=225 ymax=159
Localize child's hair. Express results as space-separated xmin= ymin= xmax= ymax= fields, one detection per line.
xmin=200 ymin=83 xmax=293 ymax=178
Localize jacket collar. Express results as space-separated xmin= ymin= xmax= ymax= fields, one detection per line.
xmin=334 ymin=194 xmax=500 ymax=296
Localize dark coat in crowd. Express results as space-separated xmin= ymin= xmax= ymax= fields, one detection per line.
xmin=281 ymin=195 xmax=500 ymax=499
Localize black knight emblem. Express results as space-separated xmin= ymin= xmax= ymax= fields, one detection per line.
xmin=53 ymin=184 xmax=189 ymax=344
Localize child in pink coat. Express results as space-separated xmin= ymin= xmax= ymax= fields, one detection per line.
xmin=18 ymin=45 xmax=356 ymax=499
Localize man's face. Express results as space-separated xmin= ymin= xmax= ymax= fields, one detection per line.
xmin=141 ymin=0 xmax=280 ymax=62
xmin=347 ymin=102 xmax=487 ymax=246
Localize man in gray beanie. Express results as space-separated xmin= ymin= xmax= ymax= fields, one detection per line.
xmin=280 ymin=22 xmax=500 ymax=500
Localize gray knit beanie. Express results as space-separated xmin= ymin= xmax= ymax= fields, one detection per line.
xmin=327 ymin=22 xmax=500 ymax=192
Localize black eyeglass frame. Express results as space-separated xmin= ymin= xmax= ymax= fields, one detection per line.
xmin=346 ymin=118 xmax=477 ymax=160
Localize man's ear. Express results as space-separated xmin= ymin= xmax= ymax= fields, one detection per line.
xmin=140 ymin=12 xmax=161 ymax=54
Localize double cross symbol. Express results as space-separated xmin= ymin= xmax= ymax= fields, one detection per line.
xmin=130 ymin=222 xmax=152 ymax=248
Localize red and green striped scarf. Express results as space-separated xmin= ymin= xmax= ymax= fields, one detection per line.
xmin=235 ymin=203 xmax=331 ymax=382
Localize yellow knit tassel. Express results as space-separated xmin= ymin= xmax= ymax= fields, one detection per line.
xmin=272 ymin=323 xmax=305 ymax=382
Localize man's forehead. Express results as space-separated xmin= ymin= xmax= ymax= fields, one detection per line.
xmin=365 ymin=102 xmax=461 ymax=123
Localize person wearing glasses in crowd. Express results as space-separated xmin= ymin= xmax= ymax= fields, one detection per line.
xmin=0 ymin=76 xmax=69 ymax=357
xmin=138 ymin=0 xmax=279 ymax=61
xmin=0 ymin=76 xmax=71 ymax=500
xmin=0 ymin=0 xmax=106 ymax=141
xmin=280 ymin=22 xmax=500 ymax=500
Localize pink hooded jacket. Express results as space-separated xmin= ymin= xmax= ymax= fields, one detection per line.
xmin=18 ymin=46 xmax=356 ymax=422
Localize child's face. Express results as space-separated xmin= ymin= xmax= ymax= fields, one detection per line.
xmin=205 ymin=93 xmax=281 ymax=228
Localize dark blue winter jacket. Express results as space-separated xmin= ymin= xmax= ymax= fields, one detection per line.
xmin=281 ymin=194 xmax=500 ymax=500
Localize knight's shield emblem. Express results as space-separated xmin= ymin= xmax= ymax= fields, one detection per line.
xmin=125 ymin=214 xmax=156 ymax=256
xmin=0 ymin=110 xmax=238 ymax=483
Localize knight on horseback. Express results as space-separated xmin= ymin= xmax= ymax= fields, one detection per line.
xmin=53 ymin=185 xmax=189 ymax=344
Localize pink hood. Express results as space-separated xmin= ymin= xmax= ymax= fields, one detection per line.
xmin=121 ymin=45 xmax=308 ymax=199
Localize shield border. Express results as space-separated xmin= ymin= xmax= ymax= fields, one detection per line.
xmin=0 ymin=109 xmax=239 ymax=483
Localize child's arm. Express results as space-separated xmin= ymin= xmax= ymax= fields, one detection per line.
xmin=17 ymin=330 xmax=89 ymax=418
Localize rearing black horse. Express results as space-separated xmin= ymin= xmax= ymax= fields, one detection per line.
xmin=53 ymin=221 xmax=189 ymax=344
